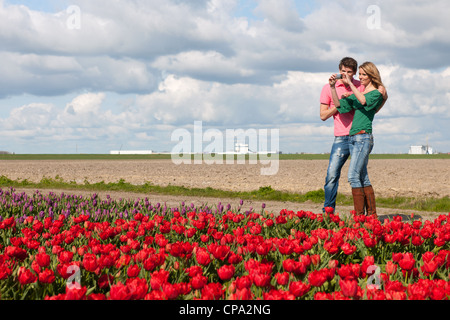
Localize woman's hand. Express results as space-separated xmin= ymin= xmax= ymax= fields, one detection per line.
xmin=341 ymin=73 xmax=353 ymax=86
xmin=378 ymin=85 xmax=388 ymax=100
xmin=341 ymin=92 xmax=352 ymax=99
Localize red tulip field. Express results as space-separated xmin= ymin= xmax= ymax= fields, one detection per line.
xmin=1 ymin=187 xmax=450 ymax=301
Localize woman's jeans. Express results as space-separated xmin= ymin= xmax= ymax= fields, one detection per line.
xmin=323 ymin=136 xmax=350 ymax=211
xmin=348 ymin=133 xmax=374 ymax=188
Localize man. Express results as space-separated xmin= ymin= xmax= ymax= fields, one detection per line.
xmin=320 ymin=57 xmax=364 ymax=213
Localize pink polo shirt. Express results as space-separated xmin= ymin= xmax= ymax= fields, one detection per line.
xmin=320 ymin=79 xmax=365 ymax=136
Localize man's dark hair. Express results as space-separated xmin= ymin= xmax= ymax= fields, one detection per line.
xmin=339 ymin=57 xmax=358 ymax=73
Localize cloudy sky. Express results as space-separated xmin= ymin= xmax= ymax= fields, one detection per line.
xmin=0 ymin=0 xmax=449 ymax=154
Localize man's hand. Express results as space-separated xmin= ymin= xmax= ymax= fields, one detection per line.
xmin=329 ymin=74 xmax=338 ymax=87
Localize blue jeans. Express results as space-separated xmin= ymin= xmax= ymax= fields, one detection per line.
xmin=348 ymin=133 xmax=374 ymax=188
xmin=323 ymin=136 xmax=350 ymax=211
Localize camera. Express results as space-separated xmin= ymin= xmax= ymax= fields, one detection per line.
xmin=335 ymin=74 xmax=343 ymax=79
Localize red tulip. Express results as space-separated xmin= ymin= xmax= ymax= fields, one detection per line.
xmin=385 ymin=261 xmax=397 ymax=275
xmin=314 ymin=292 xmax=332 ymax=300
xmin=311 ymin=254 xmax=320 ymax=266
xmin=185 ymin=265 xmax=203 ymax=278
xmin=339 ymin=279 xmax=358 ymax=298
xmin=200 ymin=283 xmax=224 ymax=300
xmin=82 ymin=253 xmax=98 ymax=272
xmin=58 ymin=251 xmax=74 ymax=264
xmin=126 ymin=278 xmax=148 ymax=300
xmin=275 ymin=272 xmax=290 ymax=286
xmin=289 ymin=281 xmax=311 ymax=298
xmin=217 ymin=264 xmax=235 ymax=281
xmin=430 ymin=286 xmax=446 ymax=300
xmin=229 ymin=287 xmax=253 ymax=300
xmin=235 ymin=275 xmax=252 ymax=290
xmin=35 ymin=252 xmax=51 ymax=268
xmin=109 ymin=282 xmax=133 ymax=300
xmin=127 ymin=264 xmax=141 ymax=278
xmin=252 ymin=272 xmax=271 ymax=287
xmin=421 ymin=260 xmax=438 ymax=276
xmin=65 ymin=285 xmax=87 ymax=300
xmin=341 ymin=242 xmax=357 ymax=255
xmin=0 ymin=265 xmax=12 ymax=280
xmin=17 ymin=267 xmax=37 ymax=286
xmin=398 ymin=253 xmax=415 ymax=271
xmin=38 ymin=269 xmax=56 ymax=284
xmin=162 ymin=283 xmax=179 ymax=300
xmin=337 ymin=263 xmax=360 ymax=280
xmin=196 ymin=248 xmax=211 ymax=266
xmin=191 ymin=274 xmax=208 ymax=290
xmin=282 ymin=259 xmax=296 ymax=272
xmin=150 ymin=269 xmax=169 ymax=291
xmin=88 ymin=293 xmax=107 ymax=300
xmin=308 ymin=270 xmax=328 ymax=287
xmin=411 ymin=235 xmax=424 ymax=246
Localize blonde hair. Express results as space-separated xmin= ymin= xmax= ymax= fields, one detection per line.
xmin=360 ymin=62 xmax=384 ymax=89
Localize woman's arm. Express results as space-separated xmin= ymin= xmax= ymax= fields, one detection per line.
xmin=344 ymin=74 xmax=367 ymax=105
xmin=376 ymin=86 xmax=388 ymax=113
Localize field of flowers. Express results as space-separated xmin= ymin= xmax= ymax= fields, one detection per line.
xmin=1 ymin=187 xmax=450 ymax=301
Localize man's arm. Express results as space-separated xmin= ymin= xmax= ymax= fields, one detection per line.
xmin=320 ymin=103 xmax=337 ymax=121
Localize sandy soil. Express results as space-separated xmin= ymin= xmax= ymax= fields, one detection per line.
xmin=1 ymin=159 xmax=449 ymax=220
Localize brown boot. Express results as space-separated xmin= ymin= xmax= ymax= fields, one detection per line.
xmin=351 ymin=187 xmax=366 ymax=215
xmin=363 ymin=185 xmax=377 ymax=218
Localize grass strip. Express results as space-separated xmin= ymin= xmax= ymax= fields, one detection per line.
xmin=0 ymin=175 xmax=448 ymax=213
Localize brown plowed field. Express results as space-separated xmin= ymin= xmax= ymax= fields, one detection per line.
xmin=1 ymin=159 xmax=448 ymax=220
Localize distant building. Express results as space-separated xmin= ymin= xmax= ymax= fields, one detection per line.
xmin=0 ymin=151 xmax=11 ymax=155
xmin=217 ymin=142 xmax=277 ymax=155
xmin=409 ymin=145 xmax=433 ymax=154
xmin=110 ymin=150 xmax=153 ymax=155
xmin=235 ymin=143 xmax=249 ymax=154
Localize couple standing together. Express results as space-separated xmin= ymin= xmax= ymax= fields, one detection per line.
xmin=320 ymin=57 xmax=388 ymax=219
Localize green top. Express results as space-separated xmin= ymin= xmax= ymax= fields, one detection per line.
xmin=337 ymin=90 xmax=384 ymax=135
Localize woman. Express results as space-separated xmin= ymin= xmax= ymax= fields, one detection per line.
xmin=329 ymin=61 xmax=387 ymax=218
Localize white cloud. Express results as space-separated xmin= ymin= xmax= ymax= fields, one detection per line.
xmin=5 ymin=103 xmax=54 ymax=130
xmin=0 ymin=0 xmax=449 ymax=154
xmin=254 ymin=0 xmax=305 ymax=32
xmin=152 ymin=50 xmax=255 ymax=81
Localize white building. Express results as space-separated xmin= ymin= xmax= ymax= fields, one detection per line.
xmin=235 ymin=143 xmax=249 ymax=154
xmin=110 ymin=150 xmax=153 ymax=155
xmin=408 ymin=145 xmax=433 ymax=154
